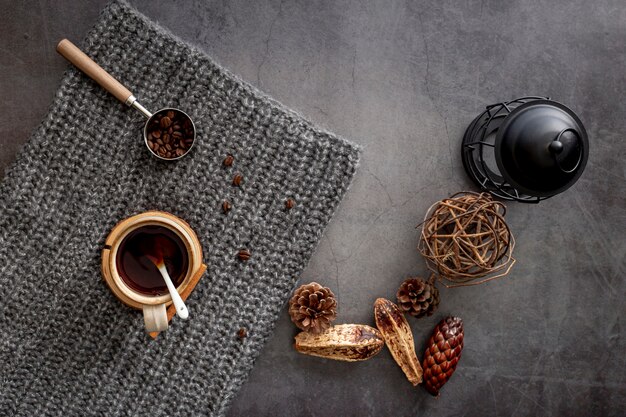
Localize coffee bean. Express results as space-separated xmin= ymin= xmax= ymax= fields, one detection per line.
xmin=160 ymin=116 xmax=172 ymax=129
xmin=237 ymin=327 xmax=247 ymax=339
xmin=147 ymin=109 xmax=195 ymax=159
xmin=238 ymin=249 xmax=251 ymax=261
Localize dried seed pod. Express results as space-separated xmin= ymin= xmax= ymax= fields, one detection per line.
xmin=422 ymin=316 xmax=464 ymax=396
xmin=374 ymin=298 xmax=423 ymax=385
xmin=294 ymin=324 xmax=384 ymax=361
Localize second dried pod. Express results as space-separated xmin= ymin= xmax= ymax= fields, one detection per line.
xmin=374 ymin=298 xmax=423 ymax=385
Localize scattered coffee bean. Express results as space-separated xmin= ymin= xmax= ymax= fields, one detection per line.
xmin=237 ymin=327 xmax=247 ymax=339
xmin=222 ymin=200 xmax=232 ymax=214
xmin=285 ymin=198 xmax=296 ymax=210
xmin=238 ymin=249 xmax=251 ymax=261
xmin=223 ymin=154 xmax=234 ymax=167
xmin=146 ymin=109 xmax=195 ymax=159
xmin=233 ymin=173 xmax=243 ymax=187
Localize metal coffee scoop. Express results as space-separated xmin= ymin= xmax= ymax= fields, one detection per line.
xmin=56 ymin=39 xmax=196 ymax=161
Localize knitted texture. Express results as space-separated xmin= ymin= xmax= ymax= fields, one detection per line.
xmin=0 ymin=1 xmax=360 ymax=416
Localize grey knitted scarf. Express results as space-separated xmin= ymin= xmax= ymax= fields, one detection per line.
xmin=0 ymin=1 xmax=360 ymax=415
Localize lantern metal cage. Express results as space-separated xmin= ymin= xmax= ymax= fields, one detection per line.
xmin=461 ymin=96 xmax=550 ymax=203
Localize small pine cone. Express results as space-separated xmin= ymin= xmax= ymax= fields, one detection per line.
xmin=289 ymin=282 xmax=337 ymax=334
xmin=396 ymin=277 xmax=440 ymax=318
xmin=422 ymin=316 xmax=464 ymax=396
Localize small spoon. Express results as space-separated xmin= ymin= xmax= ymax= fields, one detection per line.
xmin=151 ymin=257 xmax=189 ymax=320
xmin=142 ymin=236 xmax=189 ymax=320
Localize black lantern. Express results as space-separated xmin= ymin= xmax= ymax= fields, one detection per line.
xmin=461 ymin=96 xmax=589 ymax=203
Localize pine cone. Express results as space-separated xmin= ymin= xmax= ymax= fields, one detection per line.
xmin=289 ymin=282 xmax=337 ymax=334
xmin=396 ymin=277 xmax=440 ymax=318
xmin=422 ymin=316 xmax=464 ymax=396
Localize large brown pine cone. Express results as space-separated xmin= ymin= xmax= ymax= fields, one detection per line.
xmin=396 ymin=277 xmax=440 ymax=318
xmin=288 ymin=282 xmax=337 ymax=334
xmin=422 ymin=316 xmax=464 ymax=396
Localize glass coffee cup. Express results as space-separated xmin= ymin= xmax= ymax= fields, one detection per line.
xmin=101 ymin=211 xmax=204 ymax=333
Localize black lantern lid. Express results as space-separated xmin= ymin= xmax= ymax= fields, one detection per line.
xmin=495 ymin=100 xmax=589 ymax=198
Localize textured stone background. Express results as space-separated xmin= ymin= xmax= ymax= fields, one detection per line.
xmin=1 ymin=1 xmax=624 ymax=416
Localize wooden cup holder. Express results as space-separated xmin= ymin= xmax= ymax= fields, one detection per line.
xmin=101 ymin=211 xmax=206 ymax=339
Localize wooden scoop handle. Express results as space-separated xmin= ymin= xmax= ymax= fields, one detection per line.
xmin=56 ymin=39 xmax=133 ymax=105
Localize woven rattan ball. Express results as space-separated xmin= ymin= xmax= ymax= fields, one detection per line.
xmin=417 ymin=192 xmax=515 ymax=287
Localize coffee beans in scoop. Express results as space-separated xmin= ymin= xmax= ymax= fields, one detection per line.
xmin=146 ymin=109 xmax=195 ymax=160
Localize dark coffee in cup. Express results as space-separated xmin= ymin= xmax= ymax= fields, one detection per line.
xmin=116 ymin=225 xmax=189 ymax=296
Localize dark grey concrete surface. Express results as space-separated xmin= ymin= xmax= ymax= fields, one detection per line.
xmin=1 ymin=1 xmax=624 ymax=416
